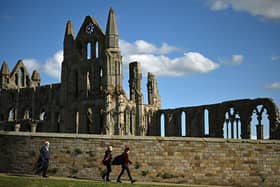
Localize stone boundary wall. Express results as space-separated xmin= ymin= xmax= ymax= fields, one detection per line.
xmin=0 ymin=132 xmax=279 ymax=186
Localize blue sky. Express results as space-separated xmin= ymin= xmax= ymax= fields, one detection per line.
xmin=0 ymin=0 xmax=279 ymax=113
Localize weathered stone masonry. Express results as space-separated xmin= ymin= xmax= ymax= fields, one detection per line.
xmin=0 ymin=8 xmax=280 ymax=139
xmin=0 ymin=132 xmax=280 ymax=187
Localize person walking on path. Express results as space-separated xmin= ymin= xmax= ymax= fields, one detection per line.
xmin=34 ymin=141 xmax=50 ymax=178
xmin=117 ymin=147 xmax=136 ymax=184
xmin=102 ymin=145 xmax=113 ymax=182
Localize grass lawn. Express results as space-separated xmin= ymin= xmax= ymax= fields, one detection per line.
xmin=0 ymin=174 xmax=188 ymax=187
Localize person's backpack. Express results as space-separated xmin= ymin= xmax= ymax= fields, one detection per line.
xmin=112 ymin=154 xmax=124 ymax=165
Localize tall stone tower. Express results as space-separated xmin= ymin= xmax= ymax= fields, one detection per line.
xmin=60 ymin=8 xmax=154 ymax=135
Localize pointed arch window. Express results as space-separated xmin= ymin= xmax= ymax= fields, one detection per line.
xmin=96 ymin=41 xmax=99 ymax=58
xmin=86 ymin=72 xmax=91 ymax=97
xmin=87 ymin=42 xmax=92 ymax=60
xmin=24 ymin=109 xmax=31 ymax=119
xmin=223 ymin=107 xmax=241 ymax=139
xmin=17 ymin=68 xmax=25 ymax=87
xmin=40 ymin=111 xmax=46 ymax=121
xmin=8 ymin=108 xmax=15 ymax=121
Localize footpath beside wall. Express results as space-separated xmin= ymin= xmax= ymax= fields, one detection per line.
xmin=0 ymin=132 xmax=279 ymax=187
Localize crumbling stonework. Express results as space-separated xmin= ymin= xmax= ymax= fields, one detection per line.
xmin=0 ymin=8 xmax=160 ymax=136
xmin=0 ymin=8 xmax=279 ymax=139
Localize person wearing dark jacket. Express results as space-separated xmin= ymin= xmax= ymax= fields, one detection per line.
xmin=102 ymin=146 xmax=113 ymax=181
xmin=117 ymin=147 xmax=136 ymax=184
xmin=35 ymin=141 xmax=50 ymax=177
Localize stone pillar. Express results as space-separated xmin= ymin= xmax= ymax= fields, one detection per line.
xmin=256 ymin=124 xmax=264 ymax=140
xmin=14 ymin=123 xmax=20 ymax=132
xmin=30 ymin=123 xmax=37 ymax=133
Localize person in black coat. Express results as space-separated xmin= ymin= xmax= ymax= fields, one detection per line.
xmin=117 ymin=147 xmax=136 ymax=184
xmin=35 ymin=141 xmax=50 ymax=177
xmin=102 ymin=145 xmax=113 ymax=181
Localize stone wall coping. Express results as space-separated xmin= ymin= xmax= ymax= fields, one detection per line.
xmin=1 ymin=131 xmax=280 ymax=144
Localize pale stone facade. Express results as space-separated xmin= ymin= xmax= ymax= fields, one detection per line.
xmin=0 ymin=8 xmax=280 ymax=139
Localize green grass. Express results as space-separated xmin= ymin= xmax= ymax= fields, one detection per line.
xmin=0 ymin=175 xmax=185 ymax=187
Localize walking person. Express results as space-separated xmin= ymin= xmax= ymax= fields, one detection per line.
xmin=102 ymin=145 xmax=113 ymax=182
xmin=34 ymin=141 xmax=50 ymax=178
xmin=117 ymin=147 xmax=136 ymax=184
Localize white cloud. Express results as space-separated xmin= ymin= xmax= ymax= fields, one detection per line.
xmin=220 ymin=54 xmax=244 ymax=65
xmin=43 ymin=51 xmax=63 ymax=79
xmin=120 ymin=40 xmax=179 ymax=55
xmin=265 ymin=82 xmax=280 ymax=89
xmin=208 ymin=0 xmax=280 ymax=20
xmin=209 ymin=0 xmax=229 ymax=10
xmin=120 ymin=40 xmax=219 ymax=76
xmin=23 ymin=50 xmax=63 ymax=80
xmin=23 ymin=40 xmax=219 ymax=80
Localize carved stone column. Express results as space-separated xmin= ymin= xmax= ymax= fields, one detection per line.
xmin=256 ymin=124 xmax=264 ymax=139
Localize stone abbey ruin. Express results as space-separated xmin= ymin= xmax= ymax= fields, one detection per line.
xmin=0 ymin=8 xmax=280 ymax=139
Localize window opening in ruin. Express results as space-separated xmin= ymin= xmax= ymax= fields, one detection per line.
xmin=96 ymin=41 xmax=99 ymax=58
xmin=87 ymin=42 xmax=92 ymax=60
xmin=86 ymin=72 xmax=91 ymax=97
xmin=251 ymin=105 xmax=269 ymax=139
xmin=24 ymin=110 xmax=31 ymax=119
xmin=40 ymin=111 xmax=46 ymax=121
xmin=100 ymin=68 xmax=103 ymax=78
xmin=75 ymin=111 xmax=79 ymax=134
xmin=181 ymin=111 xmax=186 ymax=136
xmin=204 ymin=109 xmax=209 ymax=136
xmin=19 ymin=68 xmax=24 ymax=87
xmin=160 ymin=113 xmax=165 ymax=137
xmin=8 ymin=108 xmax=15 ymax=121
xmin=223 ymin=107 xmax=241 ymax=139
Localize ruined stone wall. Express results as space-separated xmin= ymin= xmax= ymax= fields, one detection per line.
xmin=0 ymin=84 xmax=61 ymax=132
xmin=158 ymin=98 xmax=280 ymax=139
xmin=0 ymin=132 xmax=279 ymax=187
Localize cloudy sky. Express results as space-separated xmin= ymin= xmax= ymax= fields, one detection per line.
xmin=0 ymin=0 xmax=279 ymax=136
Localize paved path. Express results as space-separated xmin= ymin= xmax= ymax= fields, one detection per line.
xmin=0 ymin=173 xmax=232 ymax=187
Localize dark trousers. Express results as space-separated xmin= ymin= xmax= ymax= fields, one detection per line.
xmin=35 ymin=160 xmax=49 ymax=177
xmin=102 ymin=164 xmax=112 ymax=180
xmin=117 ymin=164 xmax=133 ymax=181
xmin=42 ymin=160 xmax=49 ymax=177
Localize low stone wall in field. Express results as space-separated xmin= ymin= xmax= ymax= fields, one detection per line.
xmin=0 ymin=132 xmax=279 ymax=187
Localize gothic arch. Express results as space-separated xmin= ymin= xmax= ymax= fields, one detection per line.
xmin=75 ymin=16 xmax=105 ymax=61
xmin=10 ymin=60 xmax=30 ymax=88
xmin=8 ymin=107 xmax=16 ymax=121
xmin=223 ymin=107 xmax=241 ymax=139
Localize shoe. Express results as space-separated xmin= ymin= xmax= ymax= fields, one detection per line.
xmin=42 ymin=175 xmax=49 ymax=178
xmin=131 ymin=179 xmax=136 ymax=184
xmin=117 ymin=180 xmax=122 ymax=183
